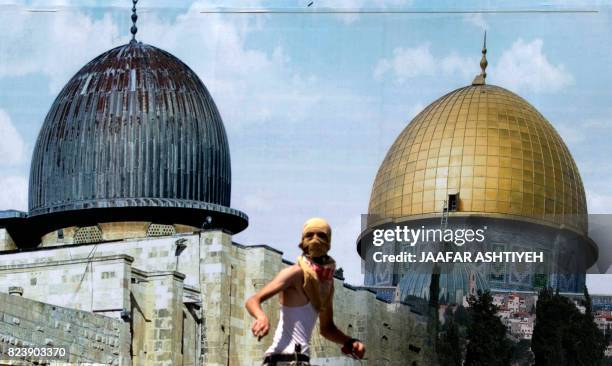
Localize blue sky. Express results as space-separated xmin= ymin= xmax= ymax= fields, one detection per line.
xmin=1 ymin=0 xmax=611 ymax=293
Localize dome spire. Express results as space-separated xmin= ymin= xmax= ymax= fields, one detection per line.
xmin=472 ymin=31 xmax=488 ymax=85
xmin=130 ymin=0 xmax=138 ymax=43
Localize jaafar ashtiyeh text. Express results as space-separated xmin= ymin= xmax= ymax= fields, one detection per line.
xmin=372 ymin=250 xmax=545 ymax=264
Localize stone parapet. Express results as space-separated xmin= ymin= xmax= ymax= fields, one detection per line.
xmin=0 ymin=292 xmax=130 ymax=365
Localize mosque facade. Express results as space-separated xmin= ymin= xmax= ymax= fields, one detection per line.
xmin=358 ymin=38 xmax=598 ymax=306
xmin=0 ymin=10 xmax=426 ymax=366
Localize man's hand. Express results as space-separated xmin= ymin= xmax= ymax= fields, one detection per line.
xmin=341 ymin=340 xmax=366 ymax=359
xmin=251 ymin=315 xmax=270 ymax=339
xmin=245 ymin=265 xmax=303 ymax=340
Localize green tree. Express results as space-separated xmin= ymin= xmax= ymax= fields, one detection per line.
xmin=532 ymin=287 xmax=565 ymax=365
xmin=438 ymin=313 xmax=463 ymax=366
xmin=568 ymin=286 xmax=606 ymax=365
xmin=454 ymin=304 xmax=470 ymax=327
xmin=464 ymin=290 xmax=512 ymax=366
xmin=532 ymin=286 xmax=606 ymax=366
xmin=443 ymin=305 xmax=455 ymax=326
xmin=510 ymin=339 xmax=534 ymax=366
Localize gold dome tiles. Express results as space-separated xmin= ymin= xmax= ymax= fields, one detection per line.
xmin=368 ymin=84 xmax=587 ymax=234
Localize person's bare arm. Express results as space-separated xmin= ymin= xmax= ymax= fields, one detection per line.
xmin=319 ymin=285 xmax=366 ymax=358
xmin=245 ymin=265 xmax=302 ymax=338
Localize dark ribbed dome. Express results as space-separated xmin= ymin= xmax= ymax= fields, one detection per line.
xmin=27 ymin=41 xmax=247 ymax=233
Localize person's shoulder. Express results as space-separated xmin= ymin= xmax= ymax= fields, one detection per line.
xmin=286 ymin=263 xmax=303 ymax=276
xmin=279 ymin=264 xmax=303 ymax=284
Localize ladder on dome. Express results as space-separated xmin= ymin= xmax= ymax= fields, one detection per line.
xmin=440 ymin=199 xmax=449 ymax=229
xmin=426 ymin=199 xmax=450 ymax=362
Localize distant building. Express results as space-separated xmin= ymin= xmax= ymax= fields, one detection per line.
xmin=595 ymin=311 xmax=612 ymax=336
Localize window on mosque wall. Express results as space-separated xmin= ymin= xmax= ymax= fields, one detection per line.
xmin=73 ymin=225 xmax=103 ymax=244
xmin=146 ymin=223 xmax=177 ymax=237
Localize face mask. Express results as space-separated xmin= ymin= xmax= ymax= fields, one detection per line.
xmin=302 ymin=232 xmax=329 ymax=257
xmin=300 ymin=218 xmax=332 ymax=258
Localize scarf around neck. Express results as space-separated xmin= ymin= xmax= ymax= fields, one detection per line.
xmin=297 ymin=255 xmax=336 ymax=312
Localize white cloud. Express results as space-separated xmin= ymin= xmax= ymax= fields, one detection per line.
xmin=586 ymin=190 xmax=612 ymax=214
xmin=0 ymin=2 xmax=327 ymax=129
xmin=374 ymin=44 xmax=477 ymax=83
xmin=310 ymin=0 xmax=412 ymax=25
xmin=489 ymin=38 xmax=573 ymax=93
xmin=131 ymin=2 xmax=324 ymax=129
xmin=439 ymin=53 xmax=478 ymax=77
xmin=374 ymin=44 xmax=435 ymax=81
xmin=0 ymin=6 xmax=122 ymax=93
xmin=0 ymin=110 xmax=26 ymax=166
xmin=375 ymin=38 xmax=573 ymax=94
xmin=463 ymin=13 xmax=488 ymax=30
xmin=0 ymin=175 xmax=28 ymax=211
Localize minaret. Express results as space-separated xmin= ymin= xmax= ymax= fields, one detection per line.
xmin=130 ymin=0 xmax=138 ymax=43
xmin=472 ymin=31 xmax=488 ymax=85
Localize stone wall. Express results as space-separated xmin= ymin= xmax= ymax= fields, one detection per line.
xmin=0 ymin=253 xmax=132 ymax=315
xmin=0 ymin=291 xmax=130 ymax=365
xmin=0 ymin=229 xmax=16 ymax=252
xmin=142 ymin=271 xmax=185 ymax=365
xmin=0 ymin=229 xmax=427 ymax=366
xmin=201 ymin=235 xmax=428 ymax=366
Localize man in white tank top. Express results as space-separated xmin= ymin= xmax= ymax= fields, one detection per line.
xmin=246 ymin=218 xmax=366 ymax=366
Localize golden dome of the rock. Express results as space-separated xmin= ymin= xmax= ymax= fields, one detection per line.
xmin=368 ymin=83 xmax=587 ymax=235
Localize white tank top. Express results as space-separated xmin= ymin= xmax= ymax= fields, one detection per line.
xmin=265 ymin=302 xmax=318 ymax=356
